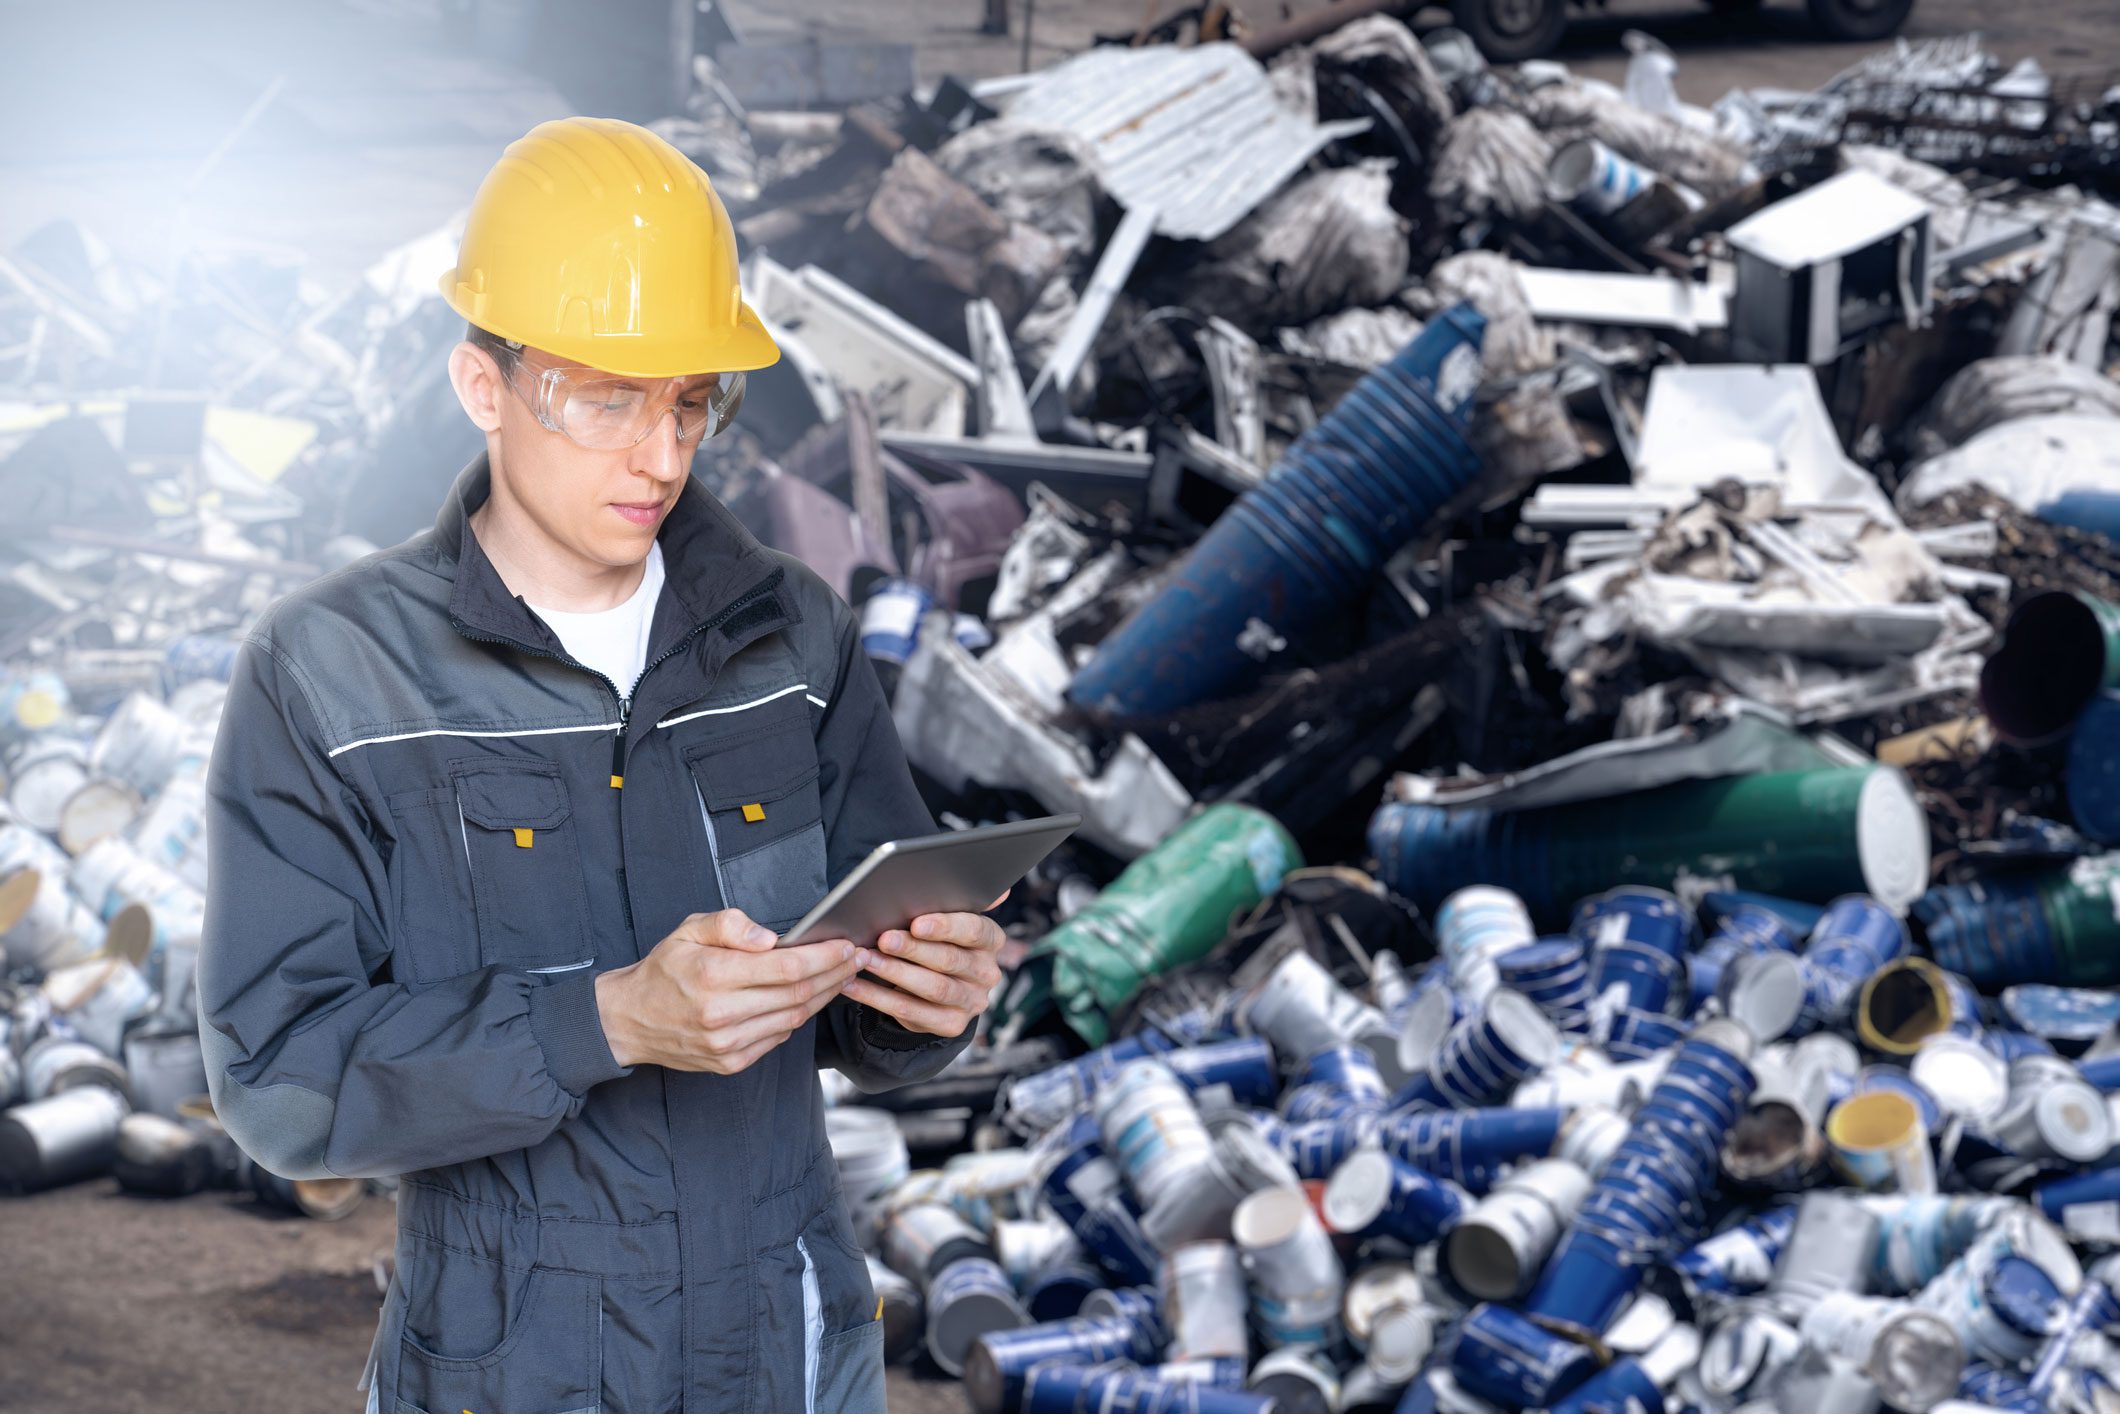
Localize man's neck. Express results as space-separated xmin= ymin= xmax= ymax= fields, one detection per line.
xmin=470 ymin=488 xmax=647 ymax=614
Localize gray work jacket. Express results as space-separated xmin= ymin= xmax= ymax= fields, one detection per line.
xmin=197 ymin=452 xmax=969 ymax=1413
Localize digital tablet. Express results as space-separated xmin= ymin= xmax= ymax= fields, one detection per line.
xmin=775 ymin=812 xmax=1082 ymax=949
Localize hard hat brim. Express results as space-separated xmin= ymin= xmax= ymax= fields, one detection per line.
xmin=439 ymin=269 xmax=783 ymax=379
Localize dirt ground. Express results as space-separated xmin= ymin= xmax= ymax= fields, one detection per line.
xmin=0 ymin=1180 xmax=966 ymax=1413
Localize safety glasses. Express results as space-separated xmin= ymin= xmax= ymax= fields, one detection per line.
xmin=488 ymin=343 xmax=746 ymax=450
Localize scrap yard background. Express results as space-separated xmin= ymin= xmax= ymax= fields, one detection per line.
xmin=4 ymin=0 xmax=2120 ymax=1411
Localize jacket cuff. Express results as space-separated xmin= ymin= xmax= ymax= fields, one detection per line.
xmin=859 ymin=1003 xmax=973 ymax=1052
xmin=528 ymin=971 xmax=631 ymax=1097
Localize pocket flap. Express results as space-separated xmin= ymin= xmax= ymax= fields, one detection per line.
xmin=453 ymin=766 xmax=572 ymax=830
xmin=687 ymin=726 xmax=821 ymax=812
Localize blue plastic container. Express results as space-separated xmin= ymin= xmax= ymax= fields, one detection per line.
xmin=1067 ymin=306 xmax=1486 ymax=719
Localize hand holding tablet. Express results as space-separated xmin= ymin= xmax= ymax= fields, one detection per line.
xmin=790 ymin=813 xmax=1081 ymax=1039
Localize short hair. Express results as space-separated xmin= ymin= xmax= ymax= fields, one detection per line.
xmin=465 ymin=321 xmax=524 ymax=362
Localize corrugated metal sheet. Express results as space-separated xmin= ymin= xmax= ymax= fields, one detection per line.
xmin=998 ymin=42 xmax=1370 ymax=243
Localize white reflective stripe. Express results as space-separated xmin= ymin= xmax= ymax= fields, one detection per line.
xmin=326 ymin=720 xmax=623 ymax=758
xmin=797 ymin=1234 xmax=823 ymax=1414
xmin=653 ymin=681 xmax=822 ymax=730
xmin=526 ymin=958 xmax=595 ymax=974
xmin=457 ymin=799 xmax=470 ymax=869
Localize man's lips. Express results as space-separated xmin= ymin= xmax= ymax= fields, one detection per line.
xmin=611 ymin=501 xmax=666 ymax=525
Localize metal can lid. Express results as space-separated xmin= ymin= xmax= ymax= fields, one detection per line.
xmin=1910 ymin=1034 xmax=2012 ymax=1125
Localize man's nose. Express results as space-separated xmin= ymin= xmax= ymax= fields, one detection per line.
xmin=631 ymin=405 xmax=689 ymax=482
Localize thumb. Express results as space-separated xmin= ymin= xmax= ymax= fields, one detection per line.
xmin=672 ymin=910 xmax=777 ymax=950
xmin=710 ymin=908 xmax=780 ymax=951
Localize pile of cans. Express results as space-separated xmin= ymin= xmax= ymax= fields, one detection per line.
xmin=0 ymin=643 xmax=260 ymax=1199
xmin=844 ymin=880 xmax=2120 ymax=1413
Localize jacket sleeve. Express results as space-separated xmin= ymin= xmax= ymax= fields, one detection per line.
xmin=196 ymin=632 xmax=633 ymax=1181
xmin=810 ymin=601 xmax=978 ymax=1092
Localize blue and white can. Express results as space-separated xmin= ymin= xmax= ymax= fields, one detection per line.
xmin=1605 ymin=1007 xmax=1687 ymax=1062
xmin=1021 ymin=1260 xmax=1104 ymax=1322
xmin=1321 ymin=1146 xmax=1470 ymax=1246
xmin=859 ymin=579 xmax=932 ymax=666
xmin=961 ymin=1314 xmax=1158 ymax=1414
xmin=1669 ymin=1205 xmax=1801 ymax=1302
xmin=1377 ymin=1107 xmax=1565 ymax=1193
xmin=1498 ymin=937 xmax=1595 ymax=1036
xmin=1280 ymin=1113 xmax=1381 ymax=1179
xmin=1450 ymin=1301 xmax=1601 ymax=1407
xmin=1689 ymin=904 xmax=1801 ymax=1011
xmin=1395 ymin=990 xmax=1562 ymax=1112
xmin=1021 ymin=1362 xmax=1278 ymax=1413
xmin=1801 ymin=895 xmax=1910 ymax=1030
xmin=924 ymin=1256 xmax=1030 ymax=1377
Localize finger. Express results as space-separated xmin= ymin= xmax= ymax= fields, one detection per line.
xmin=747 ymin=939 xmax=859 ymax=986
xmin=905 ymin=911 xmax=998 ymax=948
xmin=714 ymin=1032 xmax=785 ymax=1075
xmin=686 ymin=909 xmax=778 ymax=951
xmin=719 ymin=956 xmax=861 ymax=1018
xmin=713 ymin=996 xmax=827 ymax=1054
xmin=989 ymin=887 xmax=1010 ymax=909
xmin=842 ymin=977 xmax=965 ymax=1037
xmin=873 ymin=922 xmax=999 ymax=975
xmin=856 ymin=954 xmax=989 ymax=1012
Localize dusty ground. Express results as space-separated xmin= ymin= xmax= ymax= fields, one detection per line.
xmin=0 ymin=1180 xmax=965 ymax=1413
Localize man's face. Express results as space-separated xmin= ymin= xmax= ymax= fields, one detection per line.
xmin=483 ymin=343 xmax=720 ymax=570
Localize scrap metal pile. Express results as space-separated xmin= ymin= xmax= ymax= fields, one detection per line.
xmin=2 ymin=7 xmax=2120 ymax=1409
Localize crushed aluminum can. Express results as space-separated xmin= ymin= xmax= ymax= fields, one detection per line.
xmin=1321 ymin=1146 xmax=1471 ymax=1248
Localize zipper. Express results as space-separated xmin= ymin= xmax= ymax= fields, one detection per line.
xmin=446 ymin=563 xmax=788 ymax=935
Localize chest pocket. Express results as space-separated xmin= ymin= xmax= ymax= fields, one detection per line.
xmin=684 ymin=719 xmax=829 ymax=934
xmin=450 ymin=760 xmax=594 ymax=973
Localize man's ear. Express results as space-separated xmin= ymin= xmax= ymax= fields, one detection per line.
xmin=447 ymin=341 xmax=506 ymax=433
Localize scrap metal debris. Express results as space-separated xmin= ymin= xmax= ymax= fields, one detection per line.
xmin=6 ymin=12 xmax=2120 ymax=1413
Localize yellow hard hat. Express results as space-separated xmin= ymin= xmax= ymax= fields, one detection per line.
xmin=439 ymin=116 xmax=779 ymax=378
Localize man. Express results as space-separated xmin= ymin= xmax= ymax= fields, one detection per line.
xmin=196 ymin=116 xmax=1001 ymax=1414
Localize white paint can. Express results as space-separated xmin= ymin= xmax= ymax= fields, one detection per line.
xmin=6 ymin=736 xmax=90 ymax=833
xmin=0 ymin=867 xmax=105 ymax=972
xmin=57 ymin=776 xmax=142 ymax=856
xmin=1094 ymin=1058 xmax=1215 ymax=1212
xmin=89 ymin=692 xmax=197 ymax=797
xmin=1232 ymin=1183 xmax=1345 ymax=1347
xmin=44 ymin=954 xmax=157 ymax=1057
xmin=1239 ymin=946 xmax=1383 ymax=1063
xmin=129 ymin=770 xmax=211 ymax=892
xmin=1162 ymin=1239 xmax=1251 ymax=1361
xmin=1446 ymin=1158 xmax=1592 ymax=1300
xmin=0 ymin=819 xmax=70 ymax=880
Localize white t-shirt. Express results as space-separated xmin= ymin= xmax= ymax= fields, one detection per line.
xmin=525 ymin=541 xmax=666 ymax=705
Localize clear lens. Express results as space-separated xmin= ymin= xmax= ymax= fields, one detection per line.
xmin=552 ymin=369 xmax=747 ymax=449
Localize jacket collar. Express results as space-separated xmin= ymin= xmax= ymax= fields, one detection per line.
xmin=433 ymin=449 xmax=789 ymax=663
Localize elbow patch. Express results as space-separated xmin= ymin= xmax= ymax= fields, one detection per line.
xmin=200 ymin=1024 xmax=342 ymax=1181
